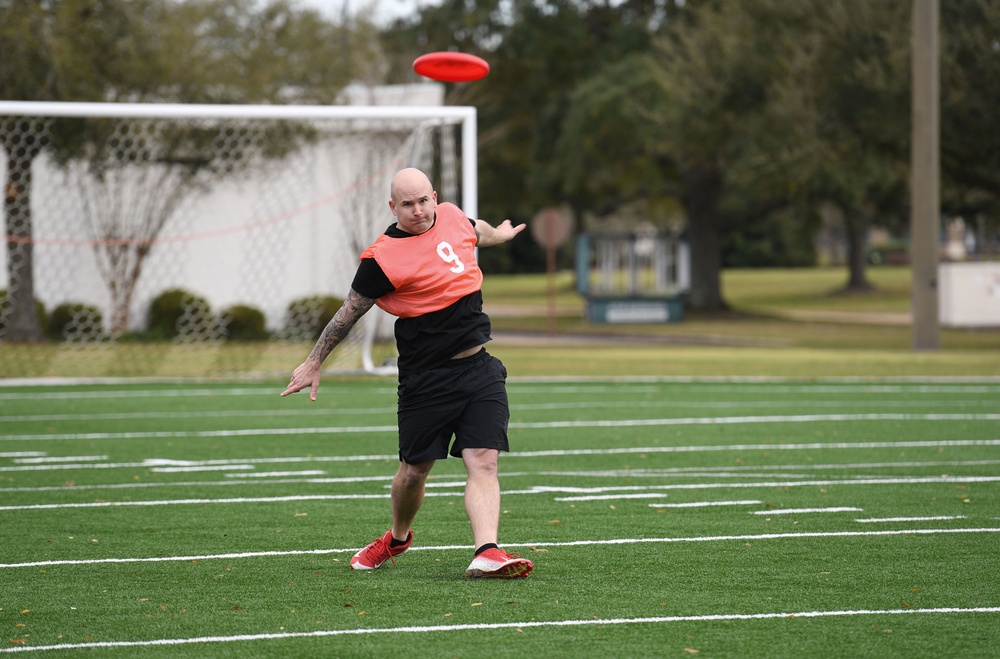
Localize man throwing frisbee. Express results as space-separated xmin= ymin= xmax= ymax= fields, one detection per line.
xmin=281 ymin=167 xmax=533 ymax=579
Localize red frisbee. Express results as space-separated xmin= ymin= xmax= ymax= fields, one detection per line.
xmin=413 ymin=52 xmax=490 ymax=83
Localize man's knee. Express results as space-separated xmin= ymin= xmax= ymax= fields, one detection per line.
xmin=396 ymin=460 xmax=433 ymax=488
xmin=462 ymin=448 xmax=499 ymax=476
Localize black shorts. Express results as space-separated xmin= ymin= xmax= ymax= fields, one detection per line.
xmin=396 ymin=349 xmax=510 ymax=464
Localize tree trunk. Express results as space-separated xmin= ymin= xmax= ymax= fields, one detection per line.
xmin=3 ymin=151 xmax=42 ymax=342
xmin=843 ymin=208 xmax=875 ymax=291
xmin=681 ymin=166 xmax=728 ymax=311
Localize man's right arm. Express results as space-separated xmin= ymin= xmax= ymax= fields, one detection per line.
xmin=280 ymin=289 xmax=376 ymax=400
xmin=307 ymin=290 xmax=377 ymax=364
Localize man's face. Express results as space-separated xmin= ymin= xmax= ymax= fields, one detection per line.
xmin=389 ymin=175 xmax=437 ymax=235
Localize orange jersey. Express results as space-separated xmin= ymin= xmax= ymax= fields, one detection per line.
xmin=360 ymin=203 xmax=483 ymax=319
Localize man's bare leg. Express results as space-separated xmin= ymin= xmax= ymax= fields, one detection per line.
xmin=461 ymin=448 xmax=501 ymax=548
xmin=391 ymin=459 xmax=434 ymax=541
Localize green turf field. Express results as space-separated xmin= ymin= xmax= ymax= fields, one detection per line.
xmin=1 ymin=377 xmax=998 ymax=656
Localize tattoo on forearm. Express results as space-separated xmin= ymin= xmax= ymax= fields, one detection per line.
xmin=307 ymin=290 xmax=376 ymax=364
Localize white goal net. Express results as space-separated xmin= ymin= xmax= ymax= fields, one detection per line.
xmin=0 ymin=97 xmax=477 ymax=379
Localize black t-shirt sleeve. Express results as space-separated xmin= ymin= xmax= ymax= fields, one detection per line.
xmin=351 ymin=257 xmax=396 ymax=299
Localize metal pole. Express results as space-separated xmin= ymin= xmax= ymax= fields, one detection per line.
xmin=910 ymin=0 xmax=940 ymax=350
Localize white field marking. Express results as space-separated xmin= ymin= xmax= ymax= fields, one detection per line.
xmin=415 ymin=480 xmax=472 ymax=489
xmin=5 ymin=476 xmax=998 ymax=511
xmin=3 ymin=528 xmax=1000 ymax=569
xmin=5 ymin=374 xmax=999 ymax=387
xmin=554 ymin=493 xmax=670 ymax=501
xmin=1 ymin=447 xmax=996 ymax=476
xmin=225 ymin=470 xmax=327 ymax=478
xmin=501 ymin=476 xmax=1000 ymax=496
xmin=0 ymin=387 xmax=299 ymax=400
xmin=0 ymin=384 xmax=677 ymax=401
xmin=4 ymin=398 xmax=996 ymax=425
xmin=0 ymin=491 xmax=467 ymax=511
xmin=0 ymin=407 xmax=395 ymax=423
xmin=12 ymin=455 xmax=107 ymax=464
xmin=511 ymin=413 xmax=1000 ymax=431
xmin=501 ymin=460 xmax=1000 ymax=479
xmin=514 ymin=399 xmax=1000 ymax=412
xmin=508 ymin=375 xmax=1000 ymax=391
xmin=0 ymin=608 xmax=997 ymax=654
xmin=149 ymin=465 xmax=254 ymax=473
xmin=649 ymin=500 xmax=762 ymax=508
xmin=512 ymin=438 xmax=1000 ymax=458
xmin=0 ymin=454 xmax=397 ymax=472
xmin=750 ymin=507 xmax=863 ymax=515
xmin=0 ymin=452 xmax=46 ymax=458
xmin=856 ymin=516 xmax=968 ymax=523
xmin=0 ymin=475 xmax=396 ymax=493
xmin=5 ymin=414 xmax=1000 ymax=443
xmin=1 ymin=608 xmax=998 ymax=655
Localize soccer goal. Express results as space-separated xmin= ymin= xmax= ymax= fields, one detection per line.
xmin=0 ymin=96 xmax=477 ymax=378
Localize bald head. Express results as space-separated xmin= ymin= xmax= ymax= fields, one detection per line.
xmin=390 ymin=168 xmax=433 ymax=204
xmin=388 ymin=168 xmax=438 ymax=235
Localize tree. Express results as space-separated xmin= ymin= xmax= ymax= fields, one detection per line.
xmin=938 ymin=0 xmax=1000 ymax=249
xmin=1 ymin=0 xmax=160 ymax=341
xmin=57 ymin=0 xmax=370 ymax=333
xmin=381 ymin=0 xmax=682 ymax=273
xmin=1 ymin=0 xmax=380 ymax=339
xmin=555 ymin=1 xmax=800 ymax=310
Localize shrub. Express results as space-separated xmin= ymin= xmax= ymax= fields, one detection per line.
xmin=284 ymin=295 xmax=344 ymax=340
xmin=146 ymin=288 xmax=212 ymax=340
xmin=220 ymin=304 xmax=268 ymax=341
xmin=46 ymin=302 xmax=104 ymax=341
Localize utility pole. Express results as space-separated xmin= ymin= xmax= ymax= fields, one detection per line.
xmin=910 ymin=0 xmax=940 ymax=350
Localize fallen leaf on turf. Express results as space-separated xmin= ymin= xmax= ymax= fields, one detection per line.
xmin=344 ymin=604 xmax=354 ymax=608
xmin=9 ymin=639 xmax=26 ymax=645
xmin=529 ymin=547 xmax=548 ymax=553
xmin=549 ymin=520 xmax=561 ymax=525
xmin=472 ymin=602 xmax=483 ymax=607
xmin=684 ymin=648 xmax=700 ymax=654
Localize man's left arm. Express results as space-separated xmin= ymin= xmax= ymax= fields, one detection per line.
xmin=474 ymin=219 xmax=526 ymax=247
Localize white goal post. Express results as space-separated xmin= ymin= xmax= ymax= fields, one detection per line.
xmin=0 ymin=97 xmax=477 ymax=378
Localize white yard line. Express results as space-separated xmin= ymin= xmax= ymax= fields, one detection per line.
xmin=2 ymin=475 xmax=999 ymax=510
xmin=856 ymin=516 xmax=967 ymax=523
xmin=4 ymin=398 xmax=996 ymax=424
xmin=1 ymin=607 xmax=998 ymax=654
xmin=649 ymin=500 xmax=762 ymax=508
xmin=1 ymin=606 xmax=998 ymax=654
xmin=2 ymin=528 xmax=999 ymax=569
xmin=3 ymin=415 xmax=1000 ymax=442
xmin=750 ymin=507 xmax=863 ymax=515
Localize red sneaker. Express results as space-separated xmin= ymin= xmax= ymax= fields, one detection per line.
xmin=350 ymin=529 xmax=412 ymax=570
xmin=464 ymin=548 xmax=533 ymax=578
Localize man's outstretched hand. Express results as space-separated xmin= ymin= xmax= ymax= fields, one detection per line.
xmin=281 ymin=360 xmax=321 ymax=401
